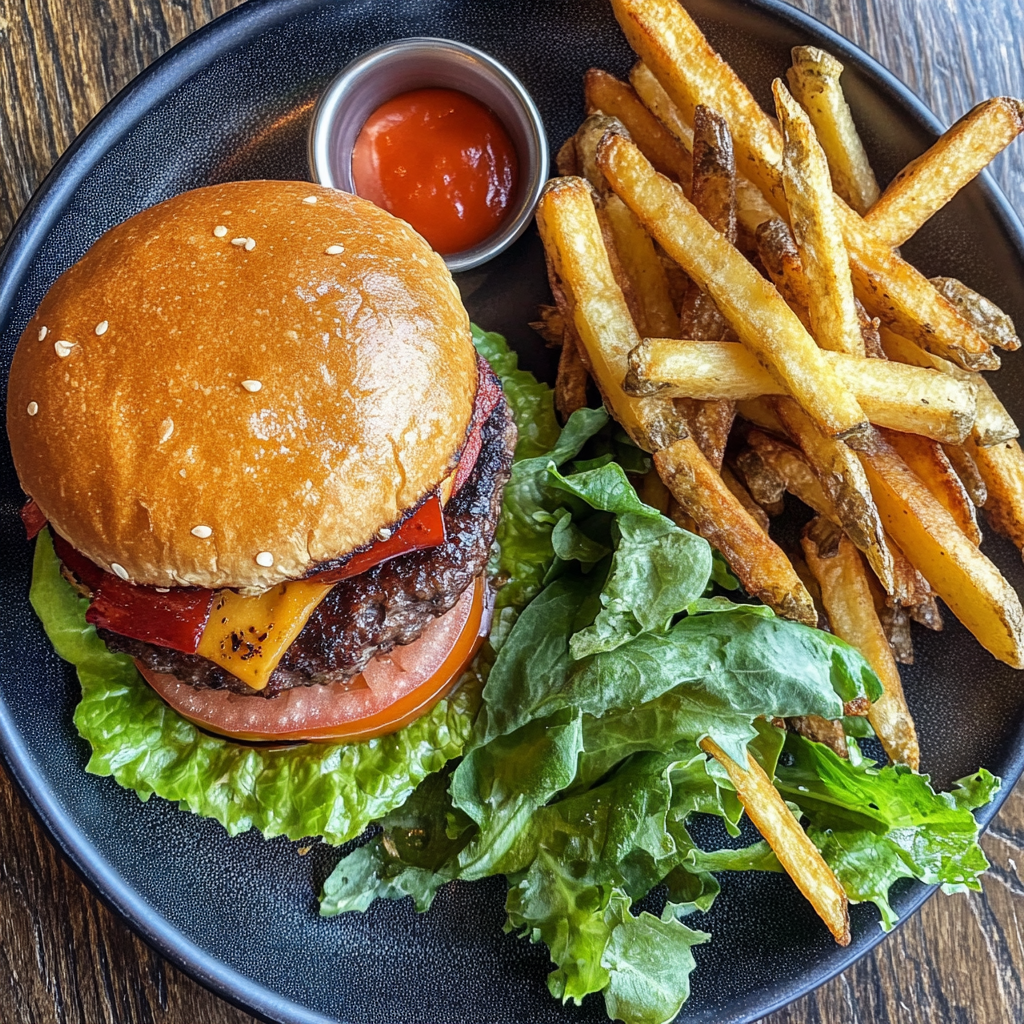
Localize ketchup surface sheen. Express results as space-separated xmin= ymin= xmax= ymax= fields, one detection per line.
xmin=351 ymin=87 xmax=518 ymax=255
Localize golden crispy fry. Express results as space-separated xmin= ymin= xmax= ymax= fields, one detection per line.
xmin=774 ymin=399 xmax=894 ymax=593
xmin=721 ymin=463 xmax=772 ymax=533
xmin=612 ymin=0 xmax=998 ymax=373
xmin=654 ymin=437 xmax=816 ymax=623
xmin=786 ymin=46 xmax=880 ymax=215
xmin=969 ymin=438 xmax=1024 ymax=556
xmin=699 ymin=735 xmax=851 ymax=945
xmin=882 ymin=429 xmax=981 ymax=545
xmin=931 ymin=276 xmax=1021 ymax=352
xmin=943 ymin=443 xmax=988 ymax=507
xmin=625 ymin=339 xmax=977 ymax=445
xmin=866 ymin=98 xmax=1024 ymax=247
xmin=611 ymin=0 xmax=786 ymax=208
xmin=536 ymin=177 xmax=686 ymax=450
xmin=630 ymin=59 xmax=777 ymax=243
xmin=639 ymin=466 xmax=673 ymax=516
xmin=732 ymin=446 xmax=787 ymax=517
xmin=574 ymin=113 xmax=683 ymax=341
xmin=835 ymin=200 xmax=999 ymax=371
xmin=802 ymin=517 xmax=919 ymax=768
xmin=598 ymin=130 xmax=871 ymax=445
xmin=879 ymin=326 xmax=1018 ymax=447
xmin=774 ymin=79 xmax=864 ymax=357
xmin=887 ymin=537 xmax=937 ymax=613
xmin=584 ymin=68 xmax=691 ymax=186
xmin=860 ymin=433 xmax=1024 ymax=667
xmin=605 ymin=194 xmax=682 ymax=339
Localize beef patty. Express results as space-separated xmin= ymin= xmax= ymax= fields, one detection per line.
xmin=101 ymin=390 xmax=516 ymax=696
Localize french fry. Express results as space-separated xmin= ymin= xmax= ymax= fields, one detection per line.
xmin=865 ymin=97 xmax=1024 ymax=247
xmin=536 ymin=176 xmax=686 ymax=450
xmin=574 ymin=113 xmax=683 ymax=342
xmin=786 ymin=46 xmax=880 ymax=215
xmin=774 ymin=79 xmax=864 ymax=357
xmin=879 ymin=326 xmax=1018 ymax=447
xmin=699 ymin=735 xmax=851 ymax=945
xmin=597 ymin=129 xmax=872 ymax=445
xmin=605 ymin=194 xmax=682 ymax=339
xmin=786 ymin=716 xmax=848 ymax=759
xmin=969 ymin=438 xmax=1024 ymax=556
xmin=802 ymin=517 xmax=920 ymax=768
xmin=736 ymin=397 xmax=786 ymax=436
xmin=744 ymin=430 xmax=831 ymax=520
xmin=732 ymin=446 xmax=787 ymax=517
xmin=543 ymin=253 xmax=593 ymax=421
xmin=611 ymin=0 xmax=999 ymax=373
xmin=835 ymin=200 xmax=999 ymax=371
xmin=654 ymin=437 xmax=817 ymax=623
xmin=860 ymin=433 xmax=1024 ymax=668
xmin=625 ymin=339 xmax=977 ymax=446
xmin=773 ymin=400 xmax=894 ymax=593
xmin=721 ymin=464 xmax=772 ymax=533
xmin=676 ymin=103 xmax=739 ymax=468
xmin=931 ymin=276 xmax=1021 ymax=352
xmin=910 ymin=594 xmax=944 ymax=632
xmin=584 ymin=68 xmax=691 ymax=186
xmin=943 ymin=443 xmax=988 ymax=507
xmin=755 ymin=217 xmax=812 ymax=319
xmin=555 ymin=136 xmax=579 ymax=176
xmin=873 ymin=594 xmax=915 ymax=665
xmin=881 ymin=429 xmax=982 ymax=546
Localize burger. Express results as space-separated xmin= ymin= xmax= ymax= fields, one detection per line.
xmin=7 ymin=180 xmax=515 ymax=749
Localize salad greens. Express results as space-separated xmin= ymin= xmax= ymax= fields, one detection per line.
xmin=320 ymin=327 xmax=997 ymax=1024
xmin=29 ymin=323 xmax=997 ymax=1024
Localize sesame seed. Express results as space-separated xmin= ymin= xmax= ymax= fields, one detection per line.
xmin=377 ymin=527 xmax=393 ymax=541
xmin=213 ymin=225 xmax=228 ymax=237
xmin=179 ymin=469 xmax=187 ymax=478
xmin=95 ymin=320 xmax=109 ymax=336
xmin=303 ymin=196 xmax=318 ymax=205
xmin=255 ymin=551 xmax=274 ymax=567
xmin=240 ymin=379 xmax=262 ymax=393
xmin=325 ymin=244 xmax=344 ymax=255
xmin=231 ymin=237 xmax=247 ymax=247
xmin=27 ymin=401 xmax=39 ymax=416
xmin=38 ymin=326 xmax=48 ymax=341
xmin=191 ymin=525 xmax=213 ymax=539
xmin=244 ymin=237 xmax=256 ymax=251
xmin=159 ymin=418 xmax=174 ymax=443
xmin=111 ymin=563 xmax=129 ymax=581
xmin=54 ymin=340 xmax=75 ymax=358
xmin=155 ymin=587 xmax=170 ymax=593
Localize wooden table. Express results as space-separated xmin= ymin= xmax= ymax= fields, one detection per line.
xmin=2 ymin=1 xmax=1024 ymax=1021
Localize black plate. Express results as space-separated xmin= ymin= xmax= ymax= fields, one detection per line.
xmin=2 ymin=2 xmax=1024 ymax=1022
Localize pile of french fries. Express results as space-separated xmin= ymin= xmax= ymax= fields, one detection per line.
xmin=533 ymin=0 xmax=1024 ymax=946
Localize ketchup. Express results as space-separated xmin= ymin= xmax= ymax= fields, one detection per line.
xmin=351 ymin=87 xmax=518 ymax=255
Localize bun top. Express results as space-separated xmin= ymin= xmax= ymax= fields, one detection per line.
xmin=7 ymin=181 xmax=477 ymax=591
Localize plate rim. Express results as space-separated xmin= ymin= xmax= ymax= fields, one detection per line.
xmin=1 ymin=1 xmax=1023 ymax=1022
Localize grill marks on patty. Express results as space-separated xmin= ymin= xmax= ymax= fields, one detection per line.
xmin=100 ymin=391 xmax=516 ymax=696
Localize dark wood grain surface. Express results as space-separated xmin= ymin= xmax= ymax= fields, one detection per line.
xmin=2 ymin=1 xmax=1024 ymax=1022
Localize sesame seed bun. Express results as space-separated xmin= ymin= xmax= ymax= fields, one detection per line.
xmin=6 ymin=181 xmax=478 ymax=591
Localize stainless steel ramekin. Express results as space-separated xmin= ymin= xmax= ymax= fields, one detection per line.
xmin=308 ymin=37 xmax=548 ymax=274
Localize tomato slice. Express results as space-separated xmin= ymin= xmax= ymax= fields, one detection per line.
xmin=137 ymin=576 xmax=486 ymax=743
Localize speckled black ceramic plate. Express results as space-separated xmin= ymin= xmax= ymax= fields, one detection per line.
xmin=2 ymin=1 xmax=1024 ymax=1022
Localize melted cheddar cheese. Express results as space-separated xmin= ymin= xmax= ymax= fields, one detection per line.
xmin=195 ymin=580 xmax=335 ymax=691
